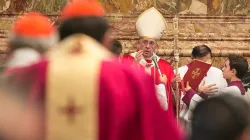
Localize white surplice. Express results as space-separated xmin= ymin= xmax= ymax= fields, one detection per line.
xmin=220 ymin=81 xmax=249 ymax=102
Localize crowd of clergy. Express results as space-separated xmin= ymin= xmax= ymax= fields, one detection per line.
xmin=0 ymin=0 xmax=249 ymax=140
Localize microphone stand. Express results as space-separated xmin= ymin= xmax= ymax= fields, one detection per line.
xmin=152 ymin=56 xmax=162 ymax=77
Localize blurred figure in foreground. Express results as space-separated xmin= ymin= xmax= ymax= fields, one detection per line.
xmin=191 ymin=95 xmax=250 ymax=140
xmin=1 ymin=12 xmax=58 ymax=102
xmin=7 ymin=0 xmax=183 ymax=140
xmin=5 ymin=12 xmax=58 ymax=73
xmin=0 ymin=87 xmax=42 ymax=140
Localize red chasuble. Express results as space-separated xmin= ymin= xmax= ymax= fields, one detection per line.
xmin=5 ymin=35 xmax=183 ymax=140
xmin=122 ymin=54 xmax=175 ymax=118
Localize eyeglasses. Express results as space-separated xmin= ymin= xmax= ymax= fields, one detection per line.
xmin=141 ymin=40 xmax=156 ymax=47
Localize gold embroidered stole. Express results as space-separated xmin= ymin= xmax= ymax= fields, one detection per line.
xmin=46 ymin=34 xmax=111 ymax=140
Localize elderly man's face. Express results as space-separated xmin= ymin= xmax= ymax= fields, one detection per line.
xmin=138 ymin=38 xmax=157 ymax=58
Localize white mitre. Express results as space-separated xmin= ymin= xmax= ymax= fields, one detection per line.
xmin=136 ymin=7 xmax=167 ymax=39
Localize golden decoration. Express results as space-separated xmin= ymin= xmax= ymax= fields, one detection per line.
xmin=191 ymin=68 xmax=201 ymax=79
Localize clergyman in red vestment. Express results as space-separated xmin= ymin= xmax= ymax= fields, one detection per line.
xmin=4 ymin=12 xmax=58 ymax=72
xmin=121 ymin=8 xmax=175 ymax=117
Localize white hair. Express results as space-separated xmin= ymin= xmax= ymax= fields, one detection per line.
xmin=8 ymin=32 xmax=59 ymax=53
xmin=5 ymin=48 xmax=41 ymax=68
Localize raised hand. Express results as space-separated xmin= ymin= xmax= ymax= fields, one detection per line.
xmin=134 ymin=50 xmax=143 ymax=63
xmin=172 ymin=73 xmax=181 ymax=83
xmin=171 ymin=73 xmax=181 ymax=90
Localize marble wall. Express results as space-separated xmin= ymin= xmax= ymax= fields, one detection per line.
xmin=0 ymin=0 xmax=250 ymax=68
xmin=109 ymin=15 xmax=250 ymax=68
xmin=1 ymin=0 xmax=249 ymax=15
xmin=101 ymin=0 xmax=250 ymax=15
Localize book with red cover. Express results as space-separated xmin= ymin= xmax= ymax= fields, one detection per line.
xmin=183 ymin=60 xmax=212 ymax=90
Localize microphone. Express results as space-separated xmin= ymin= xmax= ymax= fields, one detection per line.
xmin=152 ymin=56 xmax=162 ymax=76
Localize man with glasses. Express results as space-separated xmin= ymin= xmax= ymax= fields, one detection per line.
xmin=122 ymin=7 xmax=175 ymax=118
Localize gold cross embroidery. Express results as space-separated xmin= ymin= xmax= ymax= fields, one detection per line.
xmin=192 ymin=68 xmax=201 ymax=79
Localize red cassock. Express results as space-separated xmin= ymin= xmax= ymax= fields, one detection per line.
xmin=122 ymin=54 xmax=175 ymax=118
xmin=5 ymin=35 xmax=182 ymax=140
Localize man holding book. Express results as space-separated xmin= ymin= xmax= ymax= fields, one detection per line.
xmin=178 ymin=53 xmax=249 ymax=134
xmin=173 ymin=45 xmax=227 ymax=127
